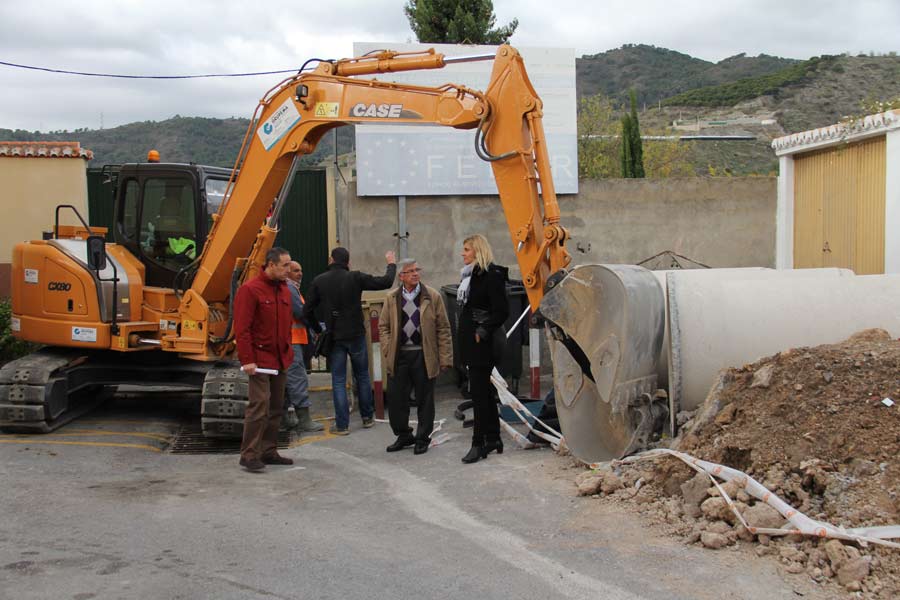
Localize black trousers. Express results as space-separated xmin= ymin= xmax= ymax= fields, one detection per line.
xmin=468 ymin=364 xmax=500 ymax=444
xmin=387 ymin=348 xmax=435 ymax=441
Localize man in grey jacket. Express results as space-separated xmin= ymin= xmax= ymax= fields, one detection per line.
xmin=284 ymin=261 xmax=324 ymax=432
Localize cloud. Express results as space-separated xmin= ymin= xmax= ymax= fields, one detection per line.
xmin=1 ymin=0 xmax=897 ymax=131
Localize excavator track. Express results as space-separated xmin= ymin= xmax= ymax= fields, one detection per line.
xmin=200 ymin=363 xmax=249 ymax=439
xmin=0 ymin=349 xmax=105 ymax=433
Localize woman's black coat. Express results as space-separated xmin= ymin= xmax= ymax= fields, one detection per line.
xmin=458 ymin=263 xmax=509 ymax=368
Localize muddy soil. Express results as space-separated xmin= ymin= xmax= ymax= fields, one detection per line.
xmin=574 ymin=330 xmax=900 ymax=597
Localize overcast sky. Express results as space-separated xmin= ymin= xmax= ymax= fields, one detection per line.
xmin=1 ymin=0 xmax=897 ymax=132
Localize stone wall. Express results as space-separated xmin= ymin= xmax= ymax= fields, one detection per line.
xmin=340 ymin=176 xmax=777 ymax=289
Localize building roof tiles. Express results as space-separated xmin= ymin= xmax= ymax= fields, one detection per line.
xmin=0 ymin=141 xmax=93 ymax=160
xmin=771 ymin=109 xmax=900 ymax=155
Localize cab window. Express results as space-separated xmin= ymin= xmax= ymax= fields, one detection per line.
xmin=205 ymin=178 xmax=229 ymax=230
xmin=139 ymin=178 xmax=197 ymax=268
xmin=120 ymin=179 xmax=139 ymax=240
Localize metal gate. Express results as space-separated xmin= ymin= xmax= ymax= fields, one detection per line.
xmin=274 ymin=168 xmax=329 ymax=295
xmin=793 ymin=136 xmax=886 ymax=274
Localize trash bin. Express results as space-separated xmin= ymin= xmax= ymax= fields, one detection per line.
xmin=440 ymin=280 xmax=527 ymax=394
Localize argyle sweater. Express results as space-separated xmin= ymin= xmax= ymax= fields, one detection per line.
xmin=400 ymin=285 xmax=422 ymax=346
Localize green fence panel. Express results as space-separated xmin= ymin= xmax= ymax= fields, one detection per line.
xmin=274 ymin=169 xmax=329 ymax=297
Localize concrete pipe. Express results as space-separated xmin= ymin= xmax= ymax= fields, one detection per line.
xmin=667 ymin=272 xmax=900 ymax=417
xmin=652 ymin=268 xmax=852 ymax=388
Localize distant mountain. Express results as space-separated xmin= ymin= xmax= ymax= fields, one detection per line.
xmin=3 ymin=45 xmax=899 ymax=175
xmin=576 ymin=44 xmax=799 ymax=106
xmin=748 ymin=54 xmax=900 ymax=132
xmin=0 ymin=116 xmax=355 ymax=168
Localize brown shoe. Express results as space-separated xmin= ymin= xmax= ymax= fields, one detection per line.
xmin=362 ymin=417 xmax=375 ymax=429
xmin=261 ymin=453 xmax=294 ymax=465
xmin=239 ymin=457 xmax=266 ymax=472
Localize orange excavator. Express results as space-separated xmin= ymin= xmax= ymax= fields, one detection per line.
xmin=2 ymin=45 xmax=665 ymax=455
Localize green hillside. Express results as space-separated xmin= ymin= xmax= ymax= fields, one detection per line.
xmin=663 ymin=55 xmax=842 ymax=107
xmin=576 ymin=44 xmax=798 ymax=105
xmin=0 ymin=117 xmax=355 ymax=168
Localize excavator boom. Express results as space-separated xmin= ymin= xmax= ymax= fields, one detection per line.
xmin=167 ymin=45 xmax=572 ymax=357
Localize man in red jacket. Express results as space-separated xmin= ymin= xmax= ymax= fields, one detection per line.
xmin=234 ymin=247 xmax=295 ymax=472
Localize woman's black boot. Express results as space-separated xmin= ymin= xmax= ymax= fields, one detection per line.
xmin=462 ymin=444 xmax=483 ymax=464
xmin=481 ymin=438 xmax=503 ymax=458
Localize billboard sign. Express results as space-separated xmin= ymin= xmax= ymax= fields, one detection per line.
xmin=353 ymin=42 xmax=577 ymax=196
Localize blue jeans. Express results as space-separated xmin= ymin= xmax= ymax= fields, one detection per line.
xmin=285 ymin=344 xmax=310 ymax=409
xmin=329 ymin=334 xmax=374 ymax=430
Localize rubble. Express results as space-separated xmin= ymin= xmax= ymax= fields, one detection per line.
xmin=573 ymin=330 xmax=900 ymax=597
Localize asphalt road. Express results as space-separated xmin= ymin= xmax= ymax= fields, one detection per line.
xmin=0 ymin=385 xmax=831 ymax=600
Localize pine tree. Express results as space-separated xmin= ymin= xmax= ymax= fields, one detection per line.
xmin=404 ymin=0 xmax=518 ymax=44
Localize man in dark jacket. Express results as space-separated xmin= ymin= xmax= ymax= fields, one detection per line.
xmin=303 ymin=247 xmax=396 ymax=435
xmin=234 ymin=247 xmax=295 ymax=472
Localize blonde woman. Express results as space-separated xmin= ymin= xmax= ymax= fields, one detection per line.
xmin=456 ymin=234 xmax=509 ymax=463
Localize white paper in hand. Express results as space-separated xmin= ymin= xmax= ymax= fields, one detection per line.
xmin=241 ymin=366 xmax=279 ymax=375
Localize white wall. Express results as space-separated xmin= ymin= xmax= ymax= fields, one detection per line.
xmin=775 ymin=155 xmax=794 ymax=269
xmin=886 ymin=129 xmax=900 ymax=273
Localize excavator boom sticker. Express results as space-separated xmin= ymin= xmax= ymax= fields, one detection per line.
xmin=314 ymin=102 xmax=340 ymax=118
xmin=257 ymin=99 xmax=302 ymax=151
xmin=350 ymin=103 xmax=422 ymax=120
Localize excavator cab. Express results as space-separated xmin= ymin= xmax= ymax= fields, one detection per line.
xmin=111 ymin=163 xmax=232 ymax=288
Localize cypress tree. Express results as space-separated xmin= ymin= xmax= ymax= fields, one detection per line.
xmin=620 ymin=90 xmax=645 ymax=178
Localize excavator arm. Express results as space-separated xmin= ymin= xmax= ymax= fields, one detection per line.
xmin=166 ymin=45 xmax=571 ymax=356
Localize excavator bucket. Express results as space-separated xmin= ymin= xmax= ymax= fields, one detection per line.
xmin=540 ymin=265 xmax=666 ymax=463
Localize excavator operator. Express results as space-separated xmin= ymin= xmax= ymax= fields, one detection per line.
xmin=153 ymin=185 xmax=196 ymax=265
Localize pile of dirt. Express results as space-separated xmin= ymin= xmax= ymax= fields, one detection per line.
xmin=574 ymin=329 xmax=900 ymax=597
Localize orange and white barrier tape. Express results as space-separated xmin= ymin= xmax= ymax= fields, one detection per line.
xmin=490 ymin=367 xmax=566 ymax=451
xmin=618 ymin=449 xmax=900 ymax=549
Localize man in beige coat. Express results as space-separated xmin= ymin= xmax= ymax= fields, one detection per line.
xmin=379 ymin=258 xmax=453 ymax=454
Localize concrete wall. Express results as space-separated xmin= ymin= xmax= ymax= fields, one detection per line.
xmin=339 ymin=176 xmax=776 ymax=289
xmin=0 ymin=157 xmax=89 ymax=296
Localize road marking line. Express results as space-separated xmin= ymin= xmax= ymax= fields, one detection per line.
xmin=0 ymin=439 xmax=163 ymax=452
xmin=287 ymin=431 xmax=334 ymax=448
xmin=47 ymin=429 xmax=173 ymax=442
xmin=76 ymin=419 xmax=180 ymax=426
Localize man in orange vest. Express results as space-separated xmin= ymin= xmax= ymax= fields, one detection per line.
xmin=285 ymin=260 xmax=324 ymax=432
